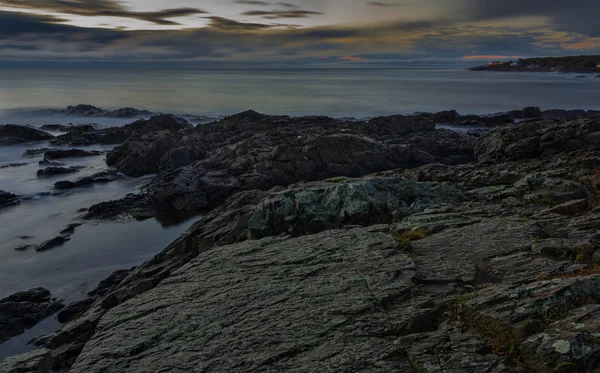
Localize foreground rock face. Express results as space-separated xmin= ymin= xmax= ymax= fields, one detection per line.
xmin=0 ymin=288 xmax=63 ymax=343
xmin=0 ymin=125 xmax=53 ymax=145
xmin=0 ymin=349 xmax=52 ymax=373
xmin=15 ymin=114 xmax=600 ymax=372
xmin=73 ymin=228 xmax=417 ymax=373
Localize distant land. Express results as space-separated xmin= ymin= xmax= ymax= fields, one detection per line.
xmin=470 ymin=55 xmax=600 ymax=74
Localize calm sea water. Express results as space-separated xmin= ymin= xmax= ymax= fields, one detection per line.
xmin=0 ymin=68 xmax=599 ymax=118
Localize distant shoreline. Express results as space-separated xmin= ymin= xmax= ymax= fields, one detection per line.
xmin=469 ymin=55 xmax=600 ymax=75
xmin=469 ymin=66 xmax=600 ymax=75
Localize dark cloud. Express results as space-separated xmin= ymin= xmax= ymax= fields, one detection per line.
xmin=205 ymin=16 xmax=277 ymax=32
xmin=233 ymin=1 xmax=270 ymax=6
xmin=0 ymin=0 xmax=207 ymax=25
xmin=277 ymin=2 xmax=299 ymax=8
xmin=368 ymin=2 xmax=404 ymax=7
xmin=241 ymin=9 xmax=323 ymax=19
xmin=463 ymin=0 xmax=600 ymax=36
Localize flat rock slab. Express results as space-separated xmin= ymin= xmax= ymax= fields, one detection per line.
xmin=72 ymin=228 xmax=416 ymax=373
xmin=0 ymin=348 xmax=52 ymax=373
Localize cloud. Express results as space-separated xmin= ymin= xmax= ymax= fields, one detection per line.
xmin=0 ymin=0 xmax=207 ymax=25
xmin=340 ymin=56 xmax=368 ymax=62
xmin=233 ymin=1 xmax=270 ymax=6
xmin=1 ymin=0 xmax=600 ymax=64
xmin=368 ymin=2 xmax=404 ymax=7
xmin=461 ymin=0 xmax=600 ymax=37
xmin=241 ymin=9 xmax=323 ymax=19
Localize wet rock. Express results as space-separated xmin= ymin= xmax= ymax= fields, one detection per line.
xmin=35 ymin=236 xmax=70 ymax=252
xmin=23 ymin=148 xmax=57 ymax=157
xmin=38 ymin=159 xmax=63 ymax=167
xmin=43 ymin=149 xmax=104 ymax=160
xmin=14 ymin=245 xmax=31 ymax=251
xmin=36 ymin=166 xmax=82 ymax=177
xmin=0 ymin=124 xmax=54 ymax=145
xmin=0 ymin=288 xmax=63 ymax=342
xmin=0 ymin=162 xmax=28 ymax=169
xmin=0 ymin=348 xmax=52 ymax=373
xmin=0 ymin=190 xmax=19 ymax=209
xmin=59 ymin=223 xmax=82 ymax=236
xmin=54 ymin=171 xmax=121 ymax=190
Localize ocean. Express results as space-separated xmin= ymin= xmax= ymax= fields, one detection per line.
xmin=1 ymin=67 xmax=599 ymax=119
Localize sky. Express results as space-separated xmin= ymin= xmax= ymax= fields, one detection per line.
xmin=1 ymin=0 xmax=600 ymax=65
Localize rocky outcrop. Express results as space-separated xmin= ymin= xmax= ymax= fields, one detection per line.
xmin=17 ymin=113 xmax=600 ymax=372
xmin=54 ymin=171 xmax=121 ymax=190
xmin=35 ymin=236 xmax=70 ymax=252
xmin=93 ymin=111 xmax=475 ymax=219
xmin=0 ymin=125 xmax=54 ymax=145
xmin=0 ymin=190 xmax=19 ymax=209
xmin=56 ymin=105 xmax=152 ymax=118
xmin=43 ymin=149 xmax=104 ymax=160
xmin=36 ymin=167 xmax=81 ymax=177
xmin=475 ymin=117 xmax=600 ymax=163
xmin=57 ymin=269 xmax=133 ymax=324
xmin=0 ymin=349 xmax=53 ymax=373
xmin=0 ymin=288 xmax=63 ymax=342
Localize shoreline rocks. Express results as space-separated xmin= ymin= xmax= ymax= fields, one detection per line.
xmin=0 ymin=190 xmax=19 ymax=209
xmin=54 ymin=171 xmax=121 ymax=190
xmin=0 ymin=124 xmax=54 ymax=145
xmin=37 ymin=166 xmax=82 ymax=177
xmin=7 ymin=109 xmax=600 ymax=372
xmin=0 ymin=288 xmax=63 ymax=343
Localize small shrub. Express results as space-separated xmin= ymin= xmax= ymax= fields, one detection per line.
xmin=402 ymin=229 xmax=427 ymax=241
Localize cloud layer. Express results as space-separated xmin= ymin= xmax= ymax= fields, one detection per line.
xmin=0 ymin=0 xmax=599 ymax=64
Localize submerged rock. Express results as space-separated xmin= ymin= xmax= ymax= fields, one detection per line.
xmin=0 ymin=288 xmax=63 ymax=343
xmin=35 ymin=236 xmax=70 ymax=252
